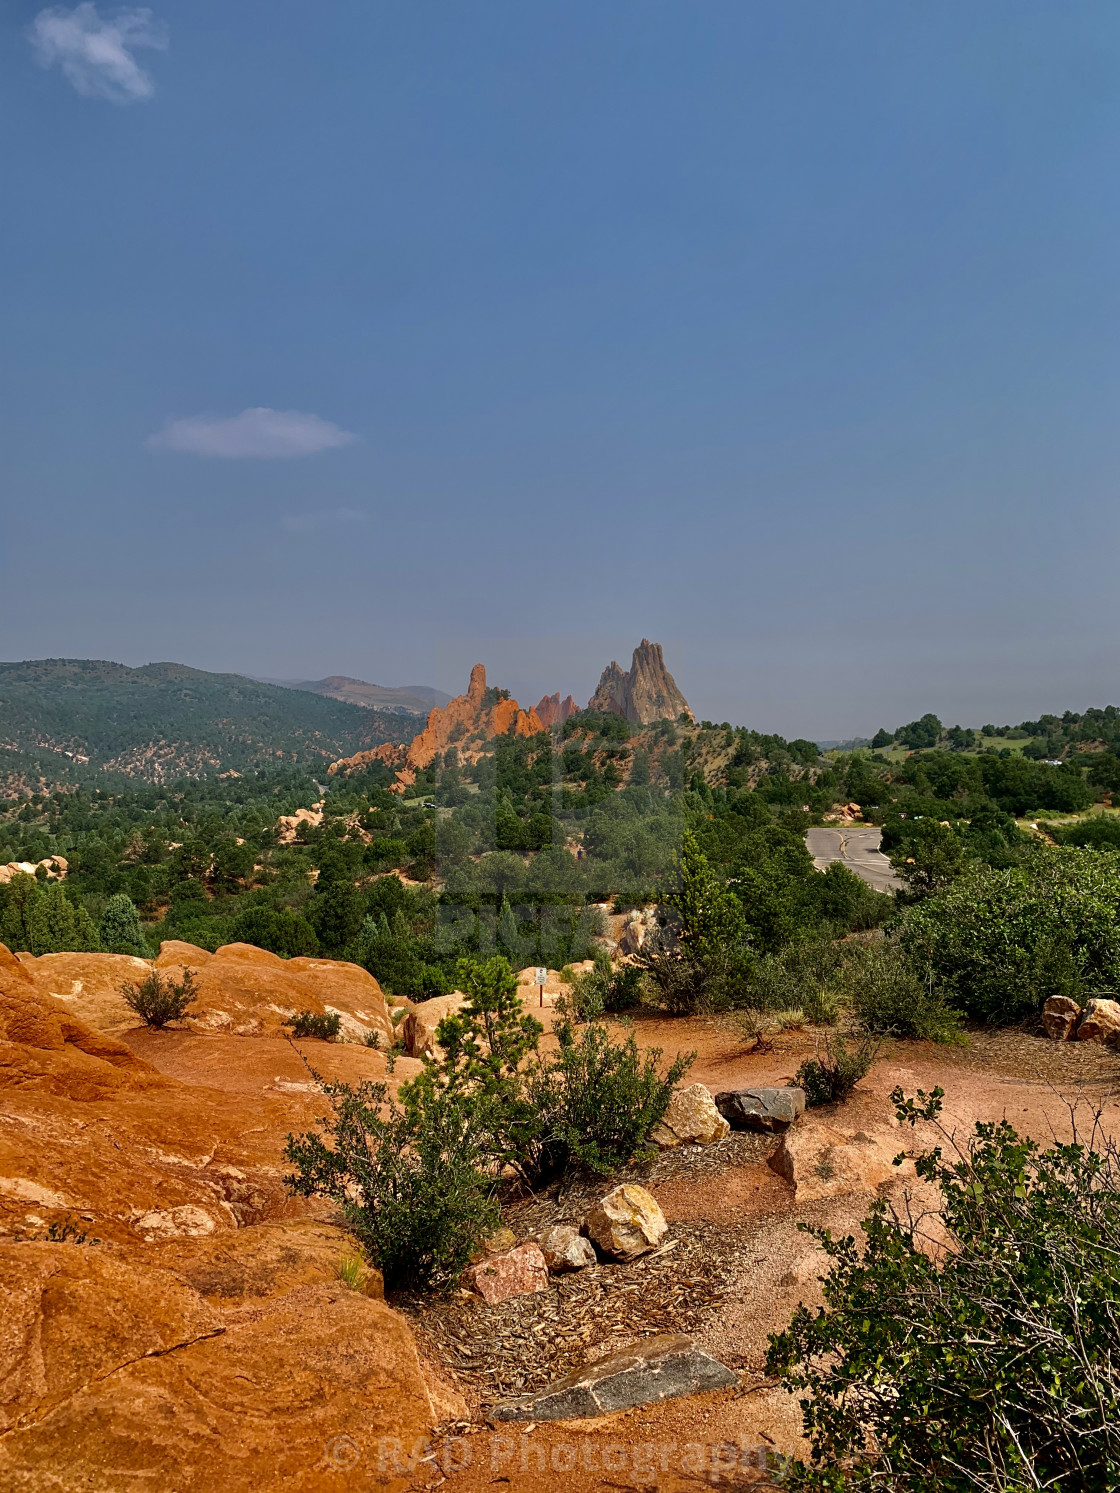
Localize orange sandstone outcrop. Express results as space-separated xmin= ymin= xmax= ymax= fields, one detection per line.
xmin=0 ymin=947 xmax=450 ymax=1489
xmin=329 ymin=664 xmax=545 ymax=783
xmin=20 ymin=941 xmax=394 ymax=1046
xmin=535 ymin=692 xmax=578 ymax=728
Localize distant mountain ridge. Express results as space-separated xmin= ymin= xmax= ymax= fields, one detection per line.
xmin=0 ymin=658 xmax=415 ymax=791
xmin=259 ymin=675 xmax=452 ymax=716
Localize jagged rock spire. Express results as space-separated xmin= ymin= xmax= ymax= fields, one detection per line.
xmin=587 ymin=640 xmax=692 ymax=726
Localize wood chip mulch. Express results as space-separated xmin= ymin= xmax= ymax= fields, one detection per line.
xmin=923 ymin=1026 xmax=1120 ymax=1087
xmin=395 ymin=1131 xmax=778 ymax=1410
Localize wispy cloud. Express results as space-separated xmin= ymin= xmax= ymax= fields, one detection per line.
xmin=147 ymin=408 xmax=359 ymax=459
xmin=29 ymin=4 xmax=167 ymax=104
xmin=281 ymin=508 xmax=366 ymax=534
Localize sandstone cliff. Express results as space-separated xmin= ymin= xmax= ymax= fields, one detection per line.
xmin=329 ymin=664 xmax=544 ymax=783
xmin=587 ymin=640 xmax=693 ymax=726
xmin=535 ymin=692 xmax=578 ymax=728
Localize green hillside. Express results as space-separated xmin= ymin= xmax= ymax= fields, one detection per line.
xmin=0 ymin=659 xmax=415 ymax=791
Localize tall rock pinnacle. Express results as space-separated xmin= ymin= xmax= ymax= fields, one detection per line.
xmin=587 ymin=640 xmax=693 ymax=726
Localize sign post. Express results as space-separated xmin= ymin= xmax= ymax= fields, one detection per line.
xmin=535 ymin=966 xmax=547 ymax=1008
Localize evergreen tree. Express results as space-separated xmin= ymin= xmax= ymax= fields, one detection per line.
xmin=98 ymin=893 xmax=151 ymax=957
xmin=0 ymin=872 xmax=40 ymax=952
xmin=308 ymin=858 xmax=365 ymax=957
xmin=637 ymin=831 xmax=753 ymax=1013
xmin=404 ymin=955 xmax=544 ymax=1175
xmin=28 ymin=883 xmax=100 ymax=954
xmin=674 ymin=829 xmax=749 ymax=957
xmin=496 ymin=898 xmax=534 ymax=969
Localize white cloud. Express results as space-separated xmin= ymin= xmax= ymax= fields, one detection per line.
xmin=147 ymin=408 xmax=359 ymax=459
xmin=29 ymin=4 xmax=167 ymax=104
xmin=281 ymin=508 xmax=366 ymax=534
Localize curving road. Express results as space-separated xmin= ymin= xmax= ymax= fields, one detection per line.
xmin=805 ymin=826 xmax=901 ymax=894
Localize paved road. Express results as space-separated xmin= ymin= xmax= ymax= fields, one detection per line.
xmin=805 ymin=826 xmax=902 ymax=894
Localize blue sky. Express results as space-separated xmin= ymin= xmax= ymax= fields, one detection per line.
xmin=2 ymin=2 xmax=1119 ymax=737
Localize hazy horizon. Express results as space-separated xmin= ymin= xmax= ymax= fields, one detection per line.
xmin=1 ymin=643 xmax=1111 ymax=743
xmin=3 ymin=3 xmax=1119 ymax=738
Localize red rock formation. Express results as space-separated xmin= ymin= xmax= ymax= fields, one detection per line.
xmin=21 ymin=941 xmax=394 ymax=1046
xmin=0 ymin=942 xmax=451 ymax=1487
xmin=535 ymin=692 xmax=578 ymax=728
xmin=330 ymin=664 xmax=545 ymax=783
xmin=587 ymin=640 xmax=693 ymax=726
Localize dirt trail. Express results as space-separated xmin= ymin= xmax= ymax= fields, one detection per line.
xmin=397 ymin=1016 xmax=1120 ymax=1492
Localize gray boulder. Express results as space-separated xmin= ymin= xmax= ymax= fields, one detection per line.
xmin=490 ymin=1333 xmax=736 ymax=1422
xmin=713 ymin=1086 xmax=805 ymax=1132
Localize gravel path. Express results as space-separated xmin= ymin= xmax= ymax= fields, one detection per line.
xmin=396 ymin=1131 xmax=778 ymax=1411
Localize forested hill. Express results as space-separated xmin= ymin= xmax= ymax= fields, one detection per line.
xmin=0 ymin=659 xmax=415 ymax=791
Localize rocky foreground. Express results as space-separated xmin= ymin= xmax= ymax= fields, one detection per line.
xmin=5 ymin=940 xmax=1119 ymax=1491
xmin=0 ymin=941 xmax=451 ymax=1491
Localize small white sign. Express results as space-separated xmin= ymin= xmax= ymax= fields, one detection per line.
xmin=535 ymin=967 xmax=547 ymax=985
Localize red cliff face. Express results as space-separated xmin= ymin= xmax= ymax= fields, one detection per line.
xmin=535 ymin=693 xmax=578 ymax=728
xmin=587 ymin=640 xmax=693 ymax=726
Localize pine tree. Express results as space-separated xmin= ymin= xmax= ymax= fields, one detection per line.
xmin=674 ymin=829 xmax=749 ymax=956
xmin=636 ymin=831 xmax=753 ymax=1013
xmin=98 ymin=893 xmax=151 ymax=957
xmin=402 ymin=955 xmax=544 ymax=1175
xmin=28 ymin=883 xmax=100 ymax=954
xmin=0 ymin=873 xmax=40 ymax=952
xmin=308 ymin=858 xmax=365 ymax=957
xmin=497 ymin=898 xmax=534 ymax=969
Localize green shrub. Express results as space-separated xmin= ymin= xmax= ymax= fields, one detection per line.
xmin=742 ymin=937 xmax=843 ymax=1023
xmin=285 ymin=954 xmax=698 ymax=1292
xmin=768 ymin=1088 xmax=1120 ymax=1490
xmin=522 ymin=1020 xmax=693 ymax=1185
xmin=841 ymin=942 xmax=965 ymax=1044
xmin=119 ymin=968 xmax=200 ymax=1028
xmin=902 ymin=846 xmax=1120 ymax=1022
xmin=561 ymin=952 xmax=644 ymax=1022
xmin=285 ymin=1009 xmax=342 ymax=1041
xmin=1055 ymin=814 xmax=1120 ymax=851
xmin=795 ymin=1032 xmax=878 ymax=1107
xmin=285 ymin=1076 xmax=498 ymax=1293
xmin=421 ymin=954 xmax=693 ymax=1187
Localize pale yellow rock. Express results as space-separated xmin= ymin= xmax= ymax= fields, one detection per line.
xmin=539 ymin=1224 xmax=596 ymax=1273
xmin=1043 ymin=995 xmax=1081 ymax=1041
xmin=649 ymin=1083 xmax=730 ymax=1148
xmin=769 ymin=1123 xmax=914 ymax=1204
xmin=400 ymin=992 xmax=467 ymax=1058
xmin=1076 ymin=998 xmax=1120 ymax=1044
xmin=582 ymin=1184 xmax=668 ymax=1261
